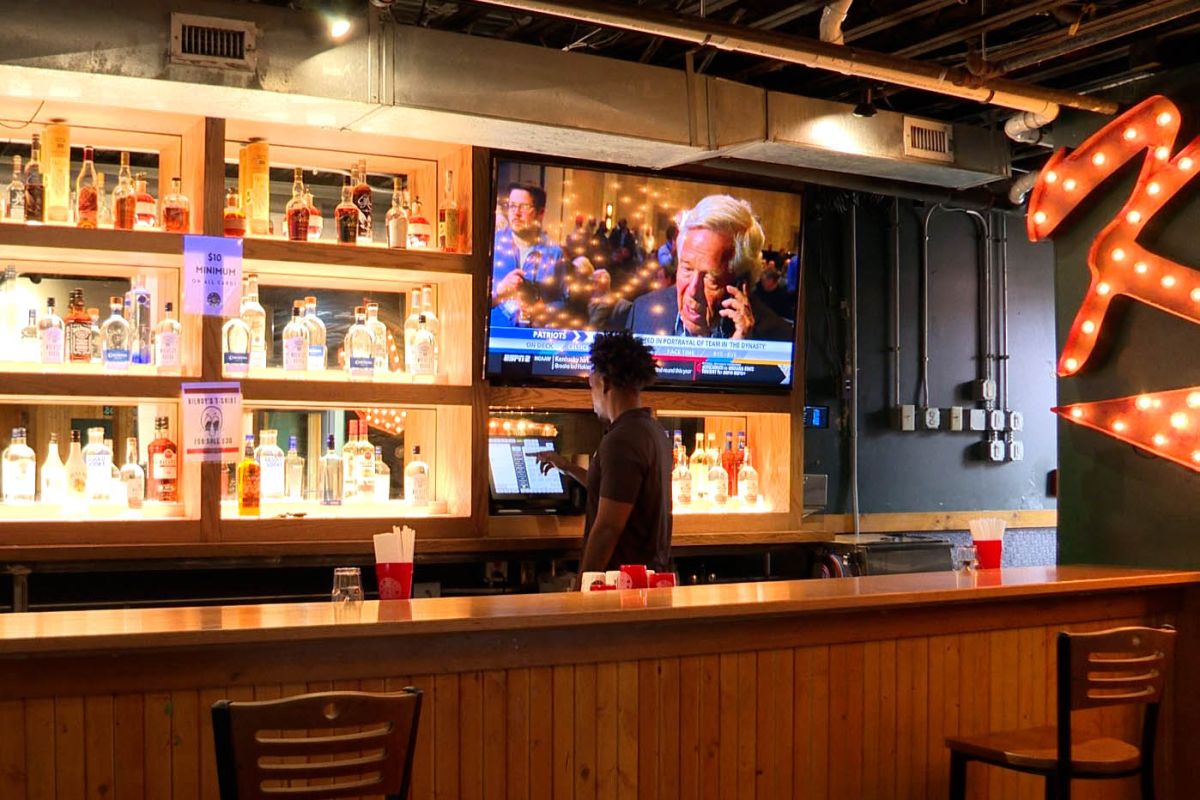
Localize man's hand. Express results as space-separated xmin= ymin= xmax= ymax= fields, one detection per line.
xmin=536 ymin=451 xmax=572 ymax=475
xmin=494 ymin=270 xmax=525 ymax=303
xmin=719 ymin=284 xmax=756 ymax=339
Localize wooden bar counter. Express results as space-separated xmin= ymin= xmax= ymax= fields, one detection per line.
xmin=1 ymin=565 xmax=1197 ymax=799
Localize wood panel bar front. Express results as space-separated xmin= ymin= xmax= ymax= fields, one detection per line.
xmin=0 ymin=566 xmax=1196 ymax=800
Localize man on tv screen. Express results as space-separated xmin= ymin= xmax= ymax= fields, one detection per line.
xmin=490 ymin=183 xmax=568 ymax=328
xmin=614 ymin=194 xmax=792 ymax=341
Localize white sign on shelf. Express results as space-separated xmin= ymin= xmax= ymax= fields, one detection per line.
xmin=181 ymin=382 xmax=242 ymax=463
xmin=183 ymin=235 xmax=243 ymax=317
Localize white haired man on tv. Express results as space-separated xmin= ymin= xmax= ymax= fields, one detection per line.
xmin=615 ymin=194 xmax=793 ymax=341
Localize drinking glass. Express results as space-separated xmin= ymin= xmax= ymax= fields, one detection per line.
xmin=331 ymin=567 xmax=364 ymax=603
xmin=951 ymin=545 xmax=977 ymax=573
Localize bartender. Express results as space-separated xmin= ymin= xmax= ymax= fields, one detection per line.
xmin=538 ymin=332 xmax=673 ymax=573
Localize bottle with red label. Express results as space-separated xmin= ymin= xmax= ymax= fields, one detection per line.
xmin=147 ymin=416 xmax=178 ymax=503
xmin=335 ymin=176 xmax=357 ymax=246
xmin=133 ymin=173 xmax=157 ymax=228
xmin=223 ymin=186 xmax=246 ymax=238
xmin=161 ymin=178 xmax=190 ymax=233
xmin=284 ymin=167 xmax=309 ymax=242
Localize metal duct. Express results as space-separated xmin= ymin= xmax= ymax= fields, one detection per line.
xmin=820 ymin=0 xmax=855 ymax=45
xmin=1004 ymin=109 xmax=1059 ymax=144
xmin=1007 ymin=170 xmax=1040 ymax=205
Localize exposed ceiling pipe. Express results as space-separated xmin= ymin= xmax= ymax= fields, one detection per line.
xmin=1004 ymin=108 xmax=1059 ymax=143
xmin=819 ymin=0 xmax=854 ymax=45
xmin=1008 ymin=170 xmax=1040 ymax=206
xmin=468 ymin=0 xmax=1118 ymax=116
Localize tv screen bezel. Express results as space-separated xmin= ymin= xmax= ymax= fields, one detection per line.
xmin=482 ymin=151 xmax=802 ymax=394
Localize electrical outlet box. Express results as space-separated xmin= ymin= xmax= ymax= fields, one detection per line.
xmin=988 ymin=439 xmax=1006 ymax=462
xmin=1008 ymin=411 xmax=1024 ymax=432
xmin=1008 ymin=440 xmax=1025 ymax=461
xmin=922 ymin=407 xmax=941 ymax=430
xmin=975 ymin=379 xmax=997 ymax=402
xmin=949 ymin=406 xmax=964 ymax=432
xmin=988 ymin=410 xmax=1006 ymax=431
xmin=895 ymin=405 xmax=916 ymax=431
xmin=969 ymin=409 xmax=987 ymax=431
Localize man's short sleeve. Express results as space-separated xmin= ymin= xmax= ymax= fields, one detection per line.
xmin=597 ymin=438 xmax=647 ymax=504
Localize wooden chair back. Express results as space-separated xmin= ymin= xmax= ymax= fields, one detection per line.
xmin=211 ymin=689 xmax=422 ymax=800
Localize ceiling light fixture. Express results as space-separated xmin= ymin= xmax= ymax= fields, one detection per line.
xmin=852 ymin=87 xmax=877 ymax=119
xmin=329 ymin=17 xmax=351 ymax=40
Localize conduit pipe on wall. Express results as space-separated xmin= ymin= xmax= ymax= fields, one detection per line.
xmin=469 ymin=0 xmax=1118 ymax=116
xmin=820 ymin=0 xmax=855 ymax=45
xmin=849 ymin=200 xmax=861 ymax=540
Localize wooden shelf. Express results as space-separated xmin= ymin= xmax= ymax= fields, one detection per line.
xmin=0 ymin=224 xmax=186 ymax=269
xmin=240 ymin=379 xmax=472 ymax=407
xmin=0 ymin=519 xmax=201 ymax=547
xmin=242 ymin=237 xmax=474 ymax=274
xmin=0 ymin=371 xmax=185 ymax=400
xmin=487 ymin=385 xmax=793 ymax=413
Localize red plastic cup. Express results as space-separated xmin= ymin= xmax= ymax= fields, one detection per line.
xmin=975 ymin=540 xmax=1003 ymax=570
xmin=619 ymin=564 xmax=648 ymax=589
xmin=376 ymin=562 xmax=414 ymax=600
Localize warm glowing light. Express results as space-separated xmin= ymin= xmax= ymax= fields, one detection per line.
xmin=1033 ymin=211 xmax=1047 ymax=225
xmin=1065 ymin=357 xmax=1079 ymax=371
xmin=1162 ymin=275 xmax=1177 ymax=288
xmin=328 ymin=17 xmax=351 ymax=39
xmin=1111 ymin=248 xmax=1126 ymax=262
xmin=1181 ymin=157 xmax=1194 ymax=170
xmin=1157 ymin=111 xmax=1173 ymax=126
xmin=1096 ymin=282 xmax=1111 ymax=295
xmin=1153 ymin=433 xmax=1169 ymax=447
xmin=1135 ymin=262 xmax=1149 ymax=275
xmin=1171 ymin=412 xmax=1189 ymax=430
xmin=1070 ymin=407 xmax=1084 ymax=419
xmin=1081 ymin=320 xmax=1096 ymax=334
xmin=1188 ymin=392 xmax=1200 ymax=408
xmin=1092 ymin=152 xmax=1106 ymax=166
xmin=1112 ymin=420 xmax=1127 ymax=433
xmin=1155 ymin=146 xmax=1170 ymax=161
xmin=1136 ymin=395 xmax=1153 ymax=410
xmin=1148 ymin=182 xmax=1161 ymax=196
xmin=1126 ymin=210 xmax=1142 ymax=224
xmin=1044 ymin=170 xmax=1058 ymax=184
xmin=1064 ymin=178 xmax=1077 ymax=191
xmin=1193 ymin=451 xmax=1200 ymax=463
xmin=1123 ymin=127 xmax=1138 ymax=141
xmin=1191 ymin=288 xmax=1200 ymax=302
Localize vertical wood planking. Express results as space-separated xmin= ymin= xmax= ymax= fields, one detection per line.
xmin=861 ymin=641 xmax=884 ymax=800
xmin=196 ymin=688 xmax=225 ymax=800
xmin=506 ymin=668 xmax=531 ymax=800
xmin=988 ymin=630 xmax=1020 ymax=800
xmin=772 ymin=649 xmax=795 ymax=800
xmin=482 ymin=670 xmax=508 ymax=797
xmin=25 ymin=698 xmax=55 ymax=800
xmin=0 ymin=701 xmax=25 ymax=800
xmin=529 ymin=667 xmax=554 ymax=800
xmin=795 ymin=646 xmax=830 ymax=800
xmin=928 ymin=635 xmax=960 ymax=800
xmin=143 ymin=694 xmax=172 ymax=800
xmin=698 ymin=655 xmax=721 ymax=799
xmin=657 ymin=658 xmax=680 ymax=800
xmin=828 ymin=643 xmax=864 ymax=800
xmin=54 ymin=697 xmax=85 ymax=800
xmin=677 ymin=656 xmax=701 ymax=800
xmin=594 ymin=663 xmax=619 ymax=800
xmin=574 ymin=663 xmax=597 ymax=800
xmin=718 ymin=653 xmax=739 ymax=799
xmin=552 ymin=665 xmax=575 ymax=800
xmin=434 ymin=673 xmax=460 ymax=800
xmin=169 ymin=691 xmax=200 ymax=800
xmin=113 ymin=694 xmax=145 ymax=800
xmin=456 ymin=672 xmax=483 ymax=800
xmin=616 ymin=661 xmax=638 ymax=800
xmin=84 ymin=695 xmax=115 ymax=800
xmin=736 ymin=652 xmax=757 ymax=800
xmin=637 ymin=660 xmax=659 ymax=800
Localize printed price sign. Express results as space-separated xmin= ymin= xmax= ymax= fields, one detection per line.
xmin=183 ymin=235 xmax=242 ymax=317
xmin=181 ymin=382 xmax=242 ymax=462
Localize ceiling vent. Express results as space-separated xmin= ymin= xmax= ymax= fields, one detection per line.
xmin=170 ymin=13 xmax=257 ymax=71
xmin=903 ymin=117 xmax=954 ymax=162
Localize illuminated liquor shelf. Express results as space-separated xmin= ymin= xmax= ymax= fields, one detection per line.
xmin=0 ymin=370 xmax=185 ymax=400
xmin=0 ymin=500 xmax=188 ymax=523
xmin=219 ymin=498 xmax=456 ymax=520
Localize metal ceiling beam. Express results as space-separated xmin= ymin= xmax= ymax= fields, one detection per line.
xmin=893 ymin=0 xmax=1073 ymax=59
xmin=842 ymin=0 xmax=960 ymax=44
xmin=749 ymin=2 xmax=826 ymax=31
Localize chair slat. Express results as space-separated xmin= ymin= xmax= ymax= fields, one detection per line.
xmin=253 ymin=728 xmax=390 ymax=756
xmin=257 ymin=752 xmax=387 ymax=779
xmin=257 ymin=774 xmax=382 ymax=798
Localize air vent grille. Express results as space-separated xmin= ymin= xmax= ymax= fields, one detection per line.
xmin=903 ymin=117 xmax=955 ymax=162
xmin=180 ymin=24 xmax=245 ymax=61
xmin=170 ymin=13 xmax=257 ymax=70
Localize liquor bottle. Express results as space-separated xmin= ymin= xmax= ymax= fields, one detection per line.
xmin=412 ymin=314 xmax=436 ymax=377
xmin=257 ymin=429 xmax=285 ymax=501
xmin=105 ymin=438 xmax=120 ymax=499
xmin=128 ymin=275 xmax=152 ymax=365
xmin=303 ymin=296 xmax=326 ymax=371
xmin=0 ymin=265 xmax=16 ymax=345
xmin=147 ymin=417 xmax=178 ymax=503
xmin=282 ymin=301 xmax=309 ymax=372
xmin=373 ymin=445 xmax=390 ymax=501
xmin=24 ymin=134 xmax=45 ymax=223
xmin=221 ymin=314 xmax=251 ymax=377
xmin=19 ymin=309 xmax=38 ymax=362
xmin=153 ymin=302 xmax=181 ymax=373
xmin=305 ymin=190 xmax=323 ymax=240
xmin=438 ymin=169 xmax=460 ymax=252
xmin=403 ymin=288 xmax=421 ymax=370
xmin=353 ymin=159 xmax=372 ymax=242
xmin=82 ymin=427 xmax=112 ymax=501
xmin=99 ymin=296 xmax=131 ymax=371
xmin=364 ymin=302 xmax=388 ymax=373
xmin=62 ymin=290 xmax=86 ymax=364
xmin=407 ymin=195 xmax=432 ymax=248
xmin=112 ymin=152 xmax=136 ymax=230
xmin=385 ymin=176 xmax=408 ymax=249
xmin=88 ymin=307 xmax=102 ymax=363
xmin=341 ymin=420 xmax=360 ymax=501
xmin=43 ymin=120 xmax=70 ymax=222
xmin=671 ymin=437 xmax=692 ymax=507
xmin=285 ymin=434 xmax=305 ymax=501
xmin=161 ymin=177 xmax=190 ymax=233
xmin=689 ymin=433 xmax=708 ymax=501
xmin=737 ymin=446 xmax=760 ymax=504
xmin=65 ymin=429 xmax=86 ymax=499
xmin=241 ymin=273 xmax=267 ymax=369
xmin=40 ymin=432 xmax=66 ymax=505
xmin=357 ymin=427 xmax=375 ymax=497
xmin=133 ymin=173 xmax=157 ymax=228
xmin=318 ymin=434 xmax=343 ymax=506
xmin=334 ymin=175 xmax=357 ymax=245
xmin=404 ymin=445 xmax=430 ymax=507
xmin=735 ymin=431 xmax=746 ymax=477
xmin=705 ymin=432 xmax=720 ymax=474
xmin=236 ymin=434 xmax=260 ymax=516
xmin=285 ymin=167 xmax=309 ymax=242
xmin=223 ymin=186 xmax=246 ymax=237
xmin=1 ymin=428 xmax=36 ymax=503
xmin=345 ymin=306 xmax=374 ymax=381
xmin=96 ymin=173 xmax=112 ymax=228
xmin=706 ymin=448 xmax=729 ymax=505
xmin=75 ymin=146 xmax=99 ymax=228
xmin=5 ymin=155 xmax=23 ymax=222
xmin=721 ymin=432 xmax=737 ymax=498
xmin=420 ymin=285 xmax=440 ymax=364
xmin=120 ymin=437 xmax=145 ymax=510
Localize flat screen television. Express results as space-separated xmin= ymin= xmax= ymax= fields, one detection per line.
xmin=485 ymin=157 xmax=802 ymax=389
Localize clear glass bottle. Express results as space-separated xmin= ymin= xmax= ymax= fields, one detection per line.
xmin=285 ymin=434 xmax=305 ymax=501
xmin=689 ymin=432 xmax=708 ymax=501
xmin=82 ymin=427 xmax=112 ymax=502
xmin=1 ymin=427 xmax=36 ymax=503
xmin=306 ymin=190 xmax=323 ymax=240
xmin=303 ymin=296 xmax=326 ymax=371
xmin=19 ymin=308 xmax=38 ymax=363
xmin=162 ymin=177 xmax=190 ymax=233
xmin=133 ymin=173 xmax=157 ymax=228
xmin=5 ymin=155 xmax=23 ymax=222
xmin=99 ymin=295 xmax=131 ymax=371
xmin=40 ymin=432 xmax=66 ymax=505
xmin=106 ymin=438 xmax=120 ymax=496
xmin=345 ymin=306 xmax=375 ymax=381
xmin=241 ymin=273 xmax=267 ymax=369
xmin=706 ymin=432 xmax=720 ymax=473
xmin=412 ymin=314 xmax=436 ymax=377
xmin=671 ymin=431 xmax=691 ymax=506
xmin=407 ymin=195 xmax=432 ymax=248
xmin=373 ymin=445 xmax=390 ymax=501
xmin=404 ymin=445 xmax=430 ymax=507
xmin=0 ymin=265 xmax=17 ymax=345
xmin=257 ymin=429 xmax=286 ymax=501
xmin=154 ymin=302 xmax=182 ymax=373
xmin=37 ymin=297 xmax=64 ymax=365
xmin=386 ymin=176 xmax=408 ymax=249
xmin=334 ymin=175 xmax=357 ymax=245
xmin=420 ymin=285 xmax=440 ymax=365
xmin=147 ymin=416 xmax=178 ymax=503
xmin=285 ymin=167 xmax=309 ymax=242
xmin=364 ymin=302 xmax=388 ymax=373
xmin=65 ymin=429 xmax=86 ymax=499
xmin=75 ymin=145 xmax=99 ymax=228
xmin=319 ymin=434 xmax=343 ymax=506
xmin=221 ymin=314 xmax=251 ymax=377
xmin=129 ymin=275 xmax=152 ymax=365
xmin=120 ymin=437 xmax=145 ymax=510
xmin=223 ymin=186 xmax=245 ymax=238
xmin=737 ymin=445 xmax=760 ymax=504
xmin=236 ymin=434 xmax=260 ymax=516
xmin=24 ymin=134 xmax=45 ymax=224
xmin=438 ymin=168 xmax=460 ymax=252
xmin=88 ymin=306 xmax=102 ymax=364
xmin=341 ymin=420 xmax=360 ymax=501
xmin=403 ymin=288 xmax=421 ymax=370
xmin=357 ymin=427 xmax=375 ymax=497
xmin=96 ymin=173 xmax=112 ymax=228
xmin=353 ymin=158 xmax=372 ymax=242
xmin=282 ymin=301 xmax=309 ymax=372
xmin=706 ymin=449 xmax=729 ymax=505
xmin=112 ymin=151 xmax=136 ymax=231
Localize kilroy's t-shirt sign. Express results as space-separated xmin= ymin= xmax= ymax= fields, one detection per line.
xmin=1029 ymin=94 xmax=1200 ymax=472
xmin=181 ymin=382 xmax=242 ymax=462
xmin=183 ymin=235 xmax=242 ymax=317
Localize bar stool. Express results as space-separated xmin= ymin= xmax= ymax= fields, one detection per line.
xmin=945 ymin=625 xmax=1174 ymax=800
xmin=211 ymin=688 xmax=422 ymax=800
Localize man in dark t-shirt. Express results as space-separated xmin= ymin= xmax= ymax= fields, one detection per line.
xmin=538 ymin=332 xmax=673 ymax=572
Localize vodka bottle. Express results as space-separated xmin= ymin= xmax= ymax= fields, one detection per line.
xmin=319 ymin=434 xmax=343 ymax=506
xmin=285 ymin=434 xmax=305 ymax=501
xmin=5 ymin=155 xmax=23 ymax=221
xmin=411 ymin=314 xmax=436 ymax=377
xmin=40 ymin=432 xmax=66 ymax=505
xmin=671 ymin=436 xmax=692 ymax=507
xmin=438 ymin=169 xmax=460 ymax=252
xmin=112 ymin=151 xmax=135 ymax=230
xmin=257 ymin=429 xmax=286 ymax=500
xmin=357 ymin=428 xmax=375 ymax=496
xmin=706 ymin=450 xmax=729 ymax=506
xmin=282 ymin=301 xmax=309 ymax=372
xmin=1 ymin=427 xmax=36 ymax=503
xmin=241 ymin=273 xmax=267 ymax=369
xmin=24 ymin=134 xmax=45 ymax=223
xmin=120 ymin=437 xmax=145 ymax=510
xmin=75 ymin=145 xmax=99 ymax=228
xmin=341 ymin=420 xmax=360 ymax=500
xmin=65 ymin=429 xmax=86 ymax=499
xmin=364 ymin=302 xmax=388 ymax=373
xmin=0 ymin=265 xmax=17 ymax=344
xmin=284 ymin=167 xmax=309 ymax=242
xmin=82 ymin=427 xmax=112 ymax=501
xmin=706 ymin=432 xmax=720 ymax=472
xmin=128 ymin=275 xmax=152 ymax=365
xmin=154 ymin=302 xmax=181 ymax=373
xmin=100 ymin=296 xmax=132 ymax=371
xmin=737 ymin=446 xmax=760 ymax=505
xmin=334 ymin=175 xmax=357 ymax=245
xmin=39 ymin=297 xmax=64 ymax=364
xmin=345 ymin=306 xmax=375 ymax=381
xmin=105 ymin=439 xmax=120 ymax=498
xmin=689 ymin=432 xmax=708 ymax=501
xmin=404 ymin=445 xmax=430 ymax=507
xmin=221 ymin=315 xmax=251 ymax=377
xmin=147 ymin=416 xmax=178 ymax=503
xmin=420 ymin=285 xmax=440 ymax=365
xmin=373 ymin=445 xmax=390 ymax=501
xmin=236 ymin=435 xmax=260 ymax=516
xmin=301 ymin=296 xmax=326 ymax=371
xmin=385 ymin=175 xmax=408 ymax=249
xmin=403 ymin=288 xmax=421 ymax=370
xmin=88 ymin=307 xmax=102 ymax=363
xmin=161 ymin=177 xmax=190 ymax=233
xmin=19 ymin=309 xmax=38 ymax=362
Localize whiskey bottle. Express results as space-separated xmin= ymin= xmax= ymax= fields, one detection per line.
xmin=318 ymin=433 xmax=343 ymax=506
xmin=1 ymin=427 xmax=35 ymax=503
xmin=334 ymin=175 xmax=357 ymax=245
xmin=345 ymin=306 xmax=375 ymax=381
xmin=147 ymin=417 xmax=178 ymax=503
xmin=128 ymin=275 xmax=152 ymax=365
xmin=737 ymin=446 xmax=760 ymax=505
xmin=407 ymin=195 xmax=432 ymax=248
xmin=65 ymin=429 xmax=86 ymax=499
xmin=303 ymin=296 xmax=327 ymax=371
xmin=282 ymin=301 xmax=309 ymax=372
xmin=100 ymin=296 xmax=132 ymax=371
xmin=438 ymin=169 xmax=460 ymax=252
xmin=689 ymin=432 xmax=708 ymax=501
xmin=75 ymin=145 xmax=99 ymax=228
xmin=364 ymin=302 xmax=388 ymax=373
xmin=284 ymin=167 xmax=309 ymax=242
xmin=161 ymin=177 xmax=190 ymax=233
xmin=112 ymin=152 xmax=136 ymax=230
xmin=353 ymin=159 xmax=372 ymax=242
xmin=24 ymin=135 xmax=45 ymax=224
xmin=404 ymin=445 xmax=430 ymax=507
xmin=236 ymin=434 xmax=260 ymax=516
xmin=133 ymin=173 xmax=157 ymax=228
xmin=241 ymin=273 xmax=267 ymax=369
xmin=373 ymin=445 xmax=390 ymax=501
xmin=385 ymin=176 xmax=408 ymax=249
xmin=82 ymin=427 xmax=112 ymax=502
xmin=5 ymin=155 xmax=23 ymax=222
xmin=153 ymin=302 xmax=181 ymax=374
xmin=285 ymin=434 xmax=305 ymax=501
xmin=305 ymin=190 xmax=323 ymax=240
xmin=257 ymin=429 xmax=285 ymax=501
xmin=120 ymin=437 xmax=145 ymax=510
xmin=412 ymin=314 xmax=436 ymax=377
xmin=40 ymin=432 xmax=66 ymax=505
xmin=223 ymin=186 xmax=246 ymax=238
xmin=221 ymin=314 xmax=251 ymax=377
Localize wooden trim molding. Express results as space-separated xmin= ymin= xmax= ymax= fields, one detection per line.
xmin=806 ymin=509 xmax=1058 ymax=534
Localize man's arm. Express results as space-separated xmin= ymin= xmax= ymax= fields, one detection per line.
xmin=579 ymin=497 xmax=634 ymax=573
xmin=537 ymin=452 xmax=587 ymax=486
